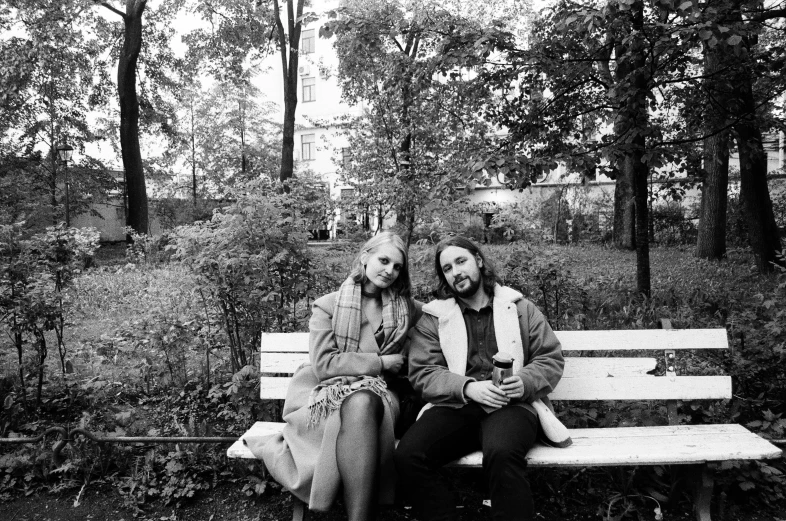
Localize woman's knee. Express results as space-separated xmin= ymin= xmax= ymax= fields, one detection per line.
xmin=340 ymin=390 xmax=383 ymax=424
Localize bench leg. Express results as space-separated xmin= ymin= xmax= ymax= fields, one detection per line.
xmin=690 ymin=464 xmax=714 ymax=521
xmin=292 ymin=495 xmax=310 ymax=521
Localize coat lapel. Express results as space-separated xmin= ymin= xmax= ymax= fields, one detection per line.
xmin=438 ymin=303 xmax=467 ymax=375
xmin=423 ymin=285 xmax=525 ymax=376
xmin=491 ymin=285 xmax=524 ymax=374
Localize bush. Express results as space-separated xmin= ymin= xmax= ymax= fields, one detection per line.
xmin=489 ymin=201 xmax=543 ymax=243
xmin=0 ymin=223 xmax=100 ymax=412
xmin=650 ymin=202 xmax=698 ymax=246
xmin=726 ymin=190 xmax=749 ymax=247
xmin=491 ymin=243 xmax=588 ymax=329
xmin=171 ymin=178 xmax=340 ymax=375
xmin=150 ymin=198 xmax=223 ymax=231
xmin=125 ymin=228 xmax=174 ymax=265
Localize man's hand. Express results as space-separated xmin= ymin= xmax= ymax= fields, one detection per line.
xmin=465 ymin=381 xmax=509 ymax=408
xmin=380 ymin=354 xmax=405 ymax=374
xmin=499 ymin=376 xmax=525 ymax=400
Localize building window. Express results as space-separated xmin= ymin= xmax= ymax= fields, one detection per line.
xmin=341 ymin=147 xmax=351 ymax=167
xmin=302 ymin=77 xmax=316 ymax=102
xmin=301 ymin=133 xmax=315 ymax=161
xmin=301 ymin=29 xmax=315 ymax=54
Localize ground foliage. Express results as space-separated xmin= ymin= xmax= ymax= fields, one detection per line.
xmin=1 ymin=224 xmax=784 ymax=518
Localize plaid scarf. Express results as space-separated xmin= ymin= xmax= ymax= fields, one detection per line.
xmin=307 ymin=277 xmax=411 ymax=426
xmin=331 ymin=276 xmax=410 ymax=355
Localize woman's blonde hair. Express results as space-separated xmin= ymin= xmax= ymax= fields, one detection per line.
xmin=348 ymin=232 xmax=411 ymax=296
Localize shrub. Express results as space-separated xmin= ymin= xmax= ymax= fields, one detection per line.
xmin=0 ymin=223 xmax=100 ymax=412
xmin=489 ymin=201 xmax=544 ymax=243
xmin=125 ymin=229 xmax=174 ymax=265
xmin=726 ymin=186 xmax=748 ymax=247
xmin=650 ymin=202 xmax=698 ymax=246
xmin=491 ymin=243 xmax=588 ymax=329
xmin=171 ymin=179 xmax=337 ymax=375
xmin=150 ymin=198 xmax=222 ymax=230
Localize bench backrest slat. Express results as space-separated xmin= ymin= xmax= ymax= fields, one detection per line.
xmin=261 ymin=333 xmax=310 ymax=353
xmin=260 ymin=375 xmax=731 ymax=401
xmin=260 ymin=353 xmax=658 ymax=378
xmin=550 ymin=375 xmax=731 ymax=401
xmin=556 ymin=329 xmax=728 ymax=351
xmin=260 ymin=328 xmax=729 ymax=353
xmin=259 ymin=328 xmax=731 ymax=402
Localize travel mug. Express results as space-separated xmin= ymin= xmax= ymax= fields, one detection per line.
xmin=492 ymin=353 xmax=514 ymax=387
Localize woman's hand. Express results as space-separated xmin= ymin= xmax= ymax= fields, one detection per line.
xmin=380 ymin=354 xmax=405 ymax=374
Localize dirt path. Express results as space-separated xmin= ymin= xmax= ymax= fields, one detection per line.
xmin=5 ymin=484 xmax=290 ymax=521
xmin=5 ymin=483 xmax=782 ymax=521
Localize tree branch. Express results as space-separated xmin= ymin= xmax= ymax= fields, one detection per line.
xmin=97 ymin=1 xmax=127 ymax=19
xmin=748 ymin=9 xmax=786 ymax=21
xmin=273 ymin=0 xmax=288 ymax=81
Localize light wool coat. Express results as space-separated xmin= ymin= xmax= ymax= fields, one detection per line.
xmin=248 ymin=291 xmax=421 ymax=511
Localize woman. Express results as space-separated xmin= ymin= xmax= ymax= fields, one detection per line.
xmin=253 ymin=232 xmax=422 ymax=521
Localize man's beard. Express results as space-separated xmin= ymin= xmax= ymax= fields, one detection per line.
xmin=451 ymin=275 xmax=481 ymax=298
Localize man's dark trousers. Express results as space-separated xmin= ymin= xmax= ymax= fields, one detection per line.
xmin=394 ymin=402 xmax=539 ymax=521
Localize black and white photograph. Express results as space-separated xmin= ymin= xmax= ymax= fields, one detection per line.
xmin=1 ymin=0 xmax=784 ymax=519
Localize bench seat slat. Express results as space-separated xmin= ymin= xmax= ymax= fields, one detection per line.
xmin=259 ymin=329 xmax=729 ymax=353
xmin=228 ymin=422 xmax=781 ymax=465
xmin=259 ymin=354 xmax=658 ymax=378
xmin=259 ymin=375 xmax=731 ymax=401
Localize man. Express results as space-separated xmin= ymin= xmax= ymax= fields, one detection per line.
xmin=394 ymin=236 xmax=567 ymax=521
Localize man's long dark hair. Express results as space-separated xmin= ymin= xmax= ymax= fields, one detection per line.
xmin=433 ymin=236 xmax=501 ymax=300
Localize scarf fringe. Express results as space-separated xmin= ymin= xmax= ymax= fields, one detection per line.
xmin=307 ymin=376 xmax=389 ymax=428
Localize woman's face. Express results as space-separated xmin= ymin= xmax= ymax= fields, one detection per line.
xmin=363 ymin=242 xmax=405 ymax=291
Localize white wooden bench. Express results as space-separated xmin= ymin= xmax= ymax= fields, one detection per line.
xmin=228 ymin=327 xmax=782 ymax=521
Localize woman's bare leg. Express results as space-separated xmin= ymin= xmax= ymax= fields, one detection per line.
xmin=336 ymin=390 xmax=384 ymax=521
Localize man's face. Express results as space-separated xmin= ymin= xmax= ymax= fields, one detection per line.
xmin=439 ymin=246 xmax=483 ymax=298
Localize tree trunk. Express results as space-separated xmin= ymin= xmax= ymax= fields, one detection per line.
xmin=611 ymin=29 xmax=636 ymax=250
xmin=239 ymin=98 xmax=247 ymax=175
xmin=280 ymin=87 xmax=297 ymax=183
xmin=191 ymin=97 xmax=197 ymax=205
xmin=633 ymin=145 xmax=650 ymax=297
xmin=275 ymin=0 xmax=304 ymax=183
xmin=613 ymin=157 xmax=636 ymax=249
xmin=697 ymin=130 xmax=729 ymax=259
xmin=48 ymin=94 xmax=59 ymax=225
xmin=630 ymin=1 xmax=650 ymax=297
xmin=696 ymin=2 xmax=734 ymax=260
xmin=736 ymin=122 xmax=783 ymax=271
xmin=117 ymin=0 xmax=149 ymax=235
xmin=396 ymin=78 xmax=414 ymax=229
xmin=13 ymin=312 xmax=28 ymax=414
xmin=728 ymin=4 xmax=783 ymax=272
xmin=34 ymin=329 xmax=47 ymax=409
xmin=696 ymin=41 xmax=731 ymax=259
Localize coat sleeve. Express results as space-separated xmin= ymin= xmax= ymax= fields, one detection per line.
xmin=309 ymin=296 xmax=383 ymax=380
xmin=408 ymin=314 xmax=471 ymax=405
xmin=400 ymin=298 xmax=425 ymax=358
xmin=516 ymin=300 xmax=564 ymax=403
